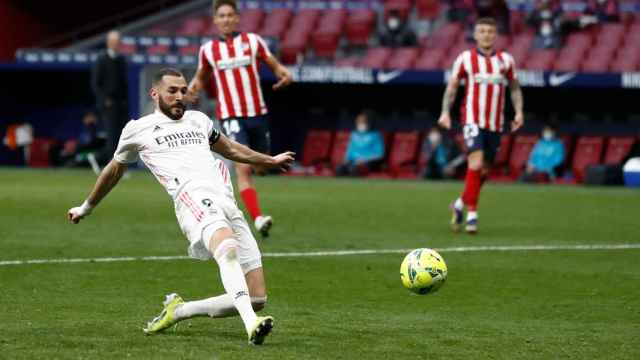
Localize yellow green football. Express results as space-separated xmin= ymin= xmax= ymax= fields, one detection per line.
xmin=400 ymin=248 xmax=448 ymax=295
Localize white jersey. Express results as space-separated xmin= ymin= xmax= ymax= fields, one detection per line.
xmin=114 ymin=109 xmax=232 ymax=201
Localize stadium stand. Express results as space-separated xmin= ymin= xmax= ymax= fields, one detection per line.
xmin=7 ymin=0 xmax=640 ymax=184
xmin=22 ymin=0 xmax=636 ymax=73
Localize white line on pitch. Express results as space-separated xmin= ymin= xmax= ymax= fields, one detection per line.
xmin=1 ymin=243 xmax=639 ymax=267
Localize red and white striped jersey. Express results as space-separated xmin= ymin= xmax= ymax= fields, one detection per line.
xmin=451 ymin=48 xmax=517 ymax=132
xmin=198 ymin=32 xmax=272 ymax=120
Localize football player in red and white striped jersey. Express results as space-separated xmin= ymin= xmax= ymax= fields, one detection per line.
xmin=187 ymin=0 xmax=293 ymax=237
xmin=438 ymin=17 xmax=524 ymax=234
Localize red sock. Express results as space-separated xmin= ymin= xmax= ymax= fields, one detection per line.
xmin=461 ymin=169 xmax=482 ymax=211
xmin=240 ymin=188 xmax=262 ymax=220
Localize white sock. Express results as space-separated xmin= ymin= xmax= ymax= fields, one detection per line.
xmin=174 ymin=294 xmax=236 ymax=320
xmin=214 ymin=239 xmax=257 ymax=333
xmin=454 ymin=198 xmax=464 ymax=211
xmin=467 ymin=211 xmax=478 ymax=221
xmin=175 ymin=295 xmax=267 ymax=320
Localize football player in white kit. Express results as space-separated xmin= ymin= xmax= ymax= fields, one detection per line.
xmin=67 ymin=68 xmax=295 ymax=345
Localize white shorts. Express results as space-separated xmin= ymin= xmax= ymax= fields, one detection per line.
xmin=174 ymin=185 xmax=262 ymax=273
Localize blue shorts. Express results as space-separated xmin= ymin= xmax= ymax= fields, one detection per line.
xmin=221 ymin=115 xmax=271 ymax=154
xmin=462 ymin=123 xmax=502 ymax=164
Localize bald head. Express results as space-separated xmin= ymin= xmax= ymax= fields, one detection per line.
xmin=106 ymin=30 xmax=121 ymax=51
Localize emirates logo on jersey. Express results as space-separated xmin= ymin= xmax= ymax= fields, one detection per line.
xmin=473 ymin=73 xmax=507 ymax=85
xmin=217 ymin=55 xmax=251 ymax=70
xmin=155 ymin=131 xmax=206 ymax=148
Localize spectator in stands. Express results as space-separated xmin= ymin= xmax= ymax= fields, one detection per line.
xmin=527 ymin=0 xmax=566 ymax=48
xmin=51 ymin=112 xmax=105 ymax=167
xmin=473 ymin=0 xmax=511 ymax=35
xmin=420 ymin=127 xmax=465 ymax=179
xmin=91 ymin=30 xmax=128 ymax=164
xmin=336 ymin=111 xmax=385 ymax=176
xmin=527 ymin=0 xmax=597 ymax=48
xmin=447 ymin=0 xmax=473 ymax=22
xmin=521 ymin=124 xmax=565 ymax=182
xmin=585 ymin=0 xmax=620 ymax=23
xmin=378 ymin=9 xmax=418 ymax=48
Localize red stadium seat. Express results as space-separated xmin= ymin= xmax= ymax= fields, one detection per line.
xmin=610 ymin=56 xmax=639 ymax=72
xmin=565 ymin=32 xmax=593 ymax=50
xmin=581 ymin=55 xmax=611 ymax=73
xmin=238 ymin=8 xmax=265 ymax=33
xmin=507 ymin=33 xmax=533 ymax=63
xmin=414 ymin=48 xmax=446 ymax=70
xmin=509 ymin=135 xmax=539 ymax=178
xmin=311 ymin=30 xmax=341 ymax=59
xmin=558 ymin=134 xmax=574 ymax=162
xmin=494 ymin=36 xmax=511 ymax=51
xmin=291 ymin=9 xmax=322 ymax=35
xmin=524 ymin=49 xmax=557 ymax=71
xmin=330 ymin=131 xmax=351 ymax=170
xmin=311 ymin=10 xmax=347 ymax=59
xmin=387 ymin=131 xmax=421 ymax=177
xmin=572 ymin=136 xmax=604 ymax=183
xmin=416 ymin=0 xmax=441 ymax=20
xmin=424 ymin=23 xmax=463 ymax=49
xmin=384 ymin=0 xmax=412 ymax=20
xmin=596 ymin=23 xmax=625 ymax=47
xmin=359 ymin=47 xmax=392 ymax=69
xmin=301 ymin=130 xmax=333 ymax=167
xmin=345 ymin=9 xmax=376 ymax=46
xmin=617 ymin=46 xmax=640 ymax=61
xmin=386 ymin=47 xmax=419 ymax=69
xmin=260 ymin=8 xmax=293 ymax=39
xmin=554 ymin=43 xmax=589 ymax=71
xmin=334 ymin=57 xmax=360 ymax=67
xmin=490 ymin=134 xmax=513 ymax=177
xmin=509 ymin=10 xmax=527 ymax=34
xmin=28 ymin=138 xmax=56 ymax=168
xmin=495 ymin=134 xmax=513 ymax=167
xmin=280 ymin=34 xmax=307 ymax=64
xmin=604 ymin=136 xmax=636 ymax=165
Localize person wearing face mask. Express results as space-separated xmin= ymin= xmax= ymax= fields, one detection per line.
xmin=420 ymin=127 xmax=465 ymax=179
xmin=521 ymin=125 xmax=565 ymax=182
xmin=336 ymin=111 xmax=385 ymax=176
xmin=527 ymin=0 xmax=595 ymax=49
xmin=378 ymin=9 xmax=418 ymax=48
xmin=527 ymin=0 xmax=565 ymax=48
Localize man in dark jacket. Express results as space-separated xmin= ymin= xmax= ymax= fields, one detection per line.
xmin=91 ymin=30 xmax=128 ymax=163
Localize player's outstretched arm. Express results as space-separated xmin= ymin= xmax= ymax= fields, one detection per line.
xmin=67 ymin=160 xmax=128 ymax=224
xmin=212 ymin=134 xmax=295 ymax=172
xmin=510 ymin=78 xmax=524 ymax=132
xmin=185 ymin=62 xmax=212 ymax=105
xmin=438 ymin=77 xmax=460 ymax=130
xmin=264 ymin=55 xmax=293 ymax=91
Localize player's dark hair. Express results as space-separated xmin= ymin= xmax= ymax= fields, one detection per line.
xmin=152 ymin=68 xmax=184 ymax=85
xmin=475 ymin=17 xmax=497 ymax=28
xmin=213 ymin=0 xmax=238 ymax=13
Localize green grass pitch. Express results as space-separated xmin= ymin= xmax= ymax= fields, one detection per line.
xmin=1 ymin=169 xmax=639 ymax=359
